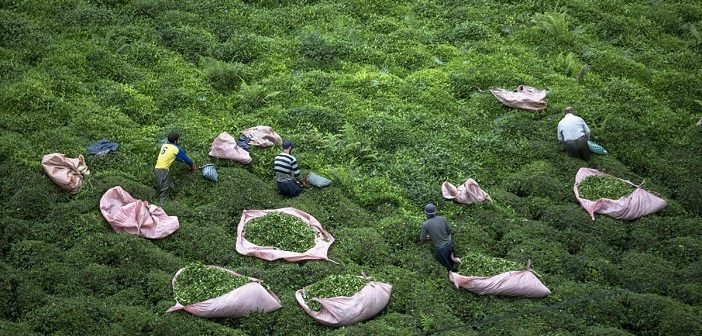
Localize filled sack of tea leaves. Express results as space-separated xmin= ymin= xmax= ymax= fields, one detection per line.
xmin=166 ymin=263 xmax=281 ymax=318
xmin=448 ymin=253 xmax=550 ymax=298
xmin=295 ymin=274 xmax=392 ymax=327
xmin=236 ymin=208 xmax=335 ymax=262
xmin=574 ymin=167 xmax=667 ymax=220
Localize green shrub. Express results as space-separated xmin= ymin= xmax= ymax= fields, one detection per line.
xmin=79 ymin=263 xmax=120 ymax=297
xmin=9 ymin=240 xmax=64 ymax=269
xmin=654 ymin=236 xmax=702 ymax=267
xmin=617 ymin=252 xmax=676 ymax=295
xmin=500 ymin=161 xmax=571 ymax=200
xmin=329 ymin=228 xmax=390 ymax=267
xmin=148 ymin=311 xmax=245 ymax=336
xmin=160 ymin=26 xmax=216 ymax=62
xmin=284 ymin=105 xmax=345 ymax=133
xmin=299 ymin=30 xmax=345 ymax=68
xmin=201 ymin=58 xmax=248 ymax=92
xmin=618 ymin=292 xmax=702 ymax=335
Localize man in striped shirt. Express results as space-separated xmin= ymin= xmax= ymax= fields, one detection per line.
xmin=273 ymin=140 xmax=305 ymax=197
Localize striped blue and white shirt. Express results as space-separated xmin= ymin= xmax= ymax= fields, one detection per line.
xmin=273 ymin=153 xmax=300 ymax=182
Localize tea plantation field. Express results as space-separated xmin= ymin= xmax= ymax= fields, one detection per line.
xmin=1 ymin=0 xmax=701 ymax=335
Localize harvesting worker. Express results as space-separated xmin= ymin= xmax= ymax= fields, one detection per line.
xmin=420 ymin=203 xmax=459 ymax=272
xmin=273 ymin=140 xmax=306 ymax=197
xmin=557 ymin=106 xmax=591 ymax=161
xmin=154 ymin=132 xmax=198 ymax=203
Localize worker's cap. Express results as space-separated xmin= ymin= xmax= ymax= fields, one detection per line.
xmin=282 ymin=140 xmax=293 ymax=149
xmin=424 ymin=203 xmax=436 ymax=215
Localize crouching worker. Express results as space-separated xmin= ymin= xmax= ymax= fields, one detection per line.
xmin=557 ymin=106 xmax=591 ymax=161
xmin=420 ymin=204 xmax=458 ymax=272
xmin=154 ymin=132 xmax=198 ymax=203
xmin=274 ymin=140 xmax=306 ymax=197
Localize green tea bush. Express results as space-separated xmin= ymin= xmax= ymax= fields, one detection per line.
xmin=500 ymin=160 xmax=571 ymax=200
xmin=498 ymin=221 xmax=567 ymax=274
xmin=299 ymin=30 xmax=346 ymax=69
xmin=79 ymin=263 xmax=120 ymax=297
xmin=617 ymin=252 xmax=676 ymax=295
xmin=8 ymin=240 xmax=64 ymax=269
xmin=156 ymin=222 xmax=235 ymax=265
xmin=200 ymin=58 xmax=248 ymax=92
xmin=618 ymin=292 xmax=702 ymax=335
xmin=148 ymin=311 xmax=246 ymax=336
xmin=372 ymin=214 xmax=421 ymax=252
xmin=0 ymin=262 xmax=16 ymax=319
xmin=329 ymin=228 xmax=390 ymax=267
xmin=160 ymin=25 xmax=216 ymax=62
xmin=0 ymin=320 xmax=37 ymax=335
xmin=654 ymin=236 xmax=702 ymax=267
xmin=350 ymin=176 xmax=408 ymax=209
xmin=341 ymin=312 xmax=420 ymax=335
xmin=283 ymin=105 xmax=345 ymax=133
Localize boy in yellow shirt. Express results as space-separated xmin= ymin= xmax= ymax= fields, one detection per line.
xmin=154 ymin=133 xmax=198 ymax=203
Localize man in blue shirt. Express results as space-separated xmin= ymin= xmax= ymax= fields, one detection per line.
xmin=154 ymin=132 xmax=198 ymax=203
xmin=420 ymin=203 xmax=459 ymax=272
xmin=557 ymin=107 xmax=591 ymax=161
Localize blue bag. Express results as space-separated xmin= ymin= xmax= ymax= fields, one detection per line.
xmin=307 ymin=172 xmax=331 ymax=188
xmin=588 ymin=141 xmax=608 ymax=155
xmin=201 ymin=164 xmax=218 ymax=182
xmin=237 ymin=135 xmax=251 ymax=151
xmin=87 ymin=139 xmax=119 ymax=156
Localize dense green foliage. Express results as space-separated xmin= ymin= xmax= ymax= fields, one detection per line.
xmin=457 ymin=252 xmax=522 ymax=276
xmin=1 ymin=0 xmax=701 ymax=335
xmin=244 ymin=212 xmax=316 ymax=252
xmin=174 ymin=262 xmax=251 ymax=306
xmin=303 ymin=274 xmax=367 ymax=311
xmin=578 ymin=175 xmax=635 ymax=200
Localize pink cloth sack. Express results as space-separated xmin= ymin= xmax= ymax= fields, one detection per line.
xmin=99 ymin=186 xmax=179 ymax=239
xmin=241 ymin=125 xmax=282 ymax=147
xmin=449 ymin=268 xmax=550 ymax=298
xmin=490 ymin=85 xmax=547 ymax=111
xmin=295 ymin=280 xmax=392 ymax=327
xmin=208 ymin=132 xmax=252 ymax=164
xmin=41 ymin=153 xmax=90 ymax=194
xmin=442 ymin=179 xmax=492 ymax=204
xmin=574 ymin=167 xmax=667 ymax=220
xmin=167 ymin=265 xmax=282 ymax=318
xmin=236 ymin=208 xmax=335 ymax=262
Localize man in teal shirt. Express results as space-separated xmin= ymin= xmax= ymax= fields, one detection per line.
xmin=420 ymin=203 xmax=458 ymax=272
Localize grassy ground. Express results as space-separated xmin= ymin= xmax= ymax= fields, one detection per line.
xmin=1 ymin=0 xmax=701 ymax=335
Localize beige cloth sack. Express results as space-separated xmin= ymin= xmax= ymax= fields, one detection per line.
xmin=241 ymin=126 xmax=282 ymax=147
xmin=490 ymin=85 xmax=547 ymax=111
xmin=441 ymin=179 xmax=492 ymax=204
xmin=41 ymin=153 xmax=90 ymax=194
xmin=208 ymin=132 xmax=252 ymax=164
xmin=295 ymin=280 xmax=392 ymax=327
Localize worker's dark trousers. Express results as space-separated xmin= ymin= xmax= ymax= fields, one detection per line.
xmin=434 ymin=242 xmax=457 ymax=272
xmin=277 ymin=179 xmax=302 ymax=197
xmin=154 ymin=168 xmax=174 ymax=203
xmin=563 ymin=135 xmax=590 ymax=161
